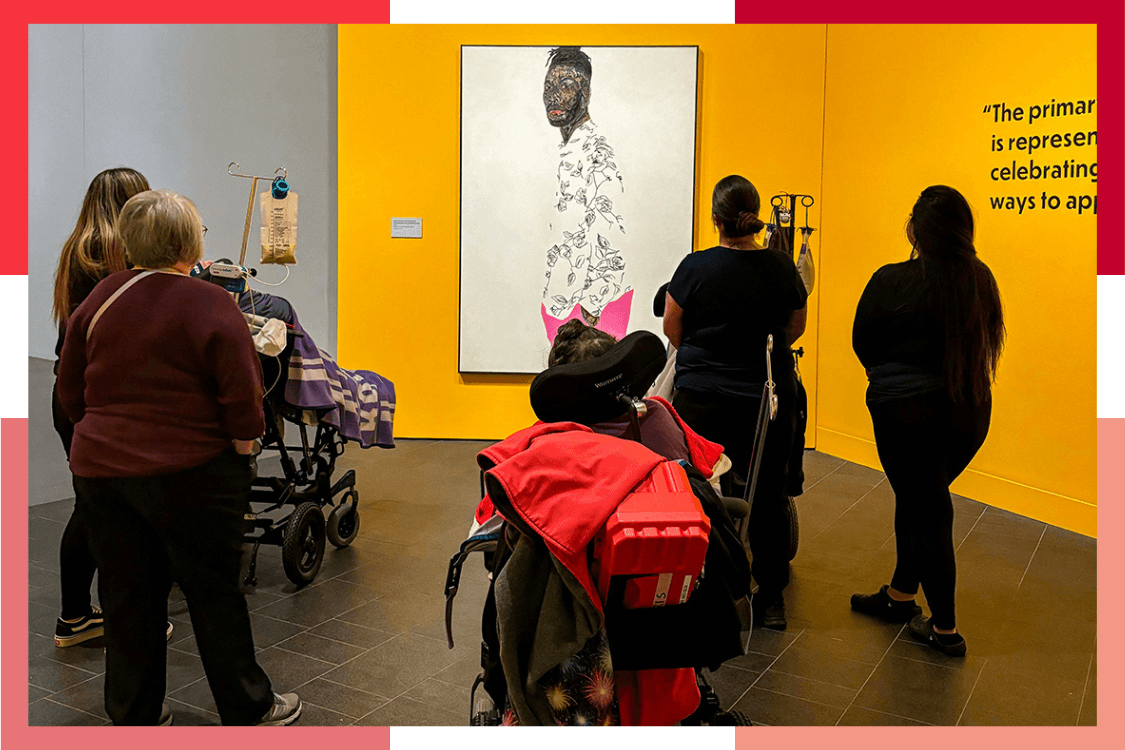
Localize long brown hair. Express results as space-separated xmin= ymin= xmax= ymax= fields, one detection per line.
xmin=910 ymin=185 xmax=1005 ymax=404
xmin=51 ymin=167 xmax=150 ymax=326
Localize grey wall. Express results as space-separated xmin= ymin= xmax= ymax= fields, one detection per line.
xmin=28 ymin=24 xmax=338 ymax=360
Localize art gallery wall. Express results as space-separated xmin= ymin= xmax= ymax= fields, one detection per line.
xmin=337 ymin=22 xmax=1094 ymax=537
xmin=818 ymin=25 xmax=1096 ymax=536
xmin=28 ymin=25 xmax=339 ymax=361
xmin=337 ymin=24 xmax=827 ymax=440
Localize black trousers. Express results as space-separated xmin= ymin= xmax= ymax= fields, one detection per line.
xmin=673 ymin=387 xmax=797 ymax=597
xmin=868 ymin=391 xmax=991 ymax=631
xmin=52 ymin=382 xmax=98 ymax=620
xmin=74 ymin=450 xmax=273 ymax=725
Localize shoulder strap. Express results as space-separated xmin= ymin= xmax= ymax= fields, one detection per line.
xmin=86 ymin=270 xmax=160 ymax=339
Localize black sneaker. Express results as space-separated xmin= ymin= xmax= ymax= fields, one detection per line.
xmin=754 ymin=593 xmax=787 ymax=631
xmin=908 ymin=615 xmax=966 ymax=657
xmin=255 ymin=692 xmax=302 ymax=726
xmin=55 ymin=607 xmax=104 ymax=647
xmin=851 ymin=585 xmax=923 ymax=623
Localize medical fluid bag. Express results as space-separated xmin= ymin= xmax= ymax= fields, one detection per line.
xmin=260 ymin=181 xmax=298 ymax=265
xmin=592 ymin=461 xmax=710 ymax=610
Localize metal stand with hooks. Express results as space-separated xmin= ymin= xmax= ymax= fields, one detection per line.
xmin=227 ymin=162 xmax=287 ymax=266
xmin=767 ymin=192 xmax=815 ymax=257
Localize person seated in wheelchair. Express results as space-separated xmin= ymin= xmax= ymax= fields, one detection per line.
xmin=191 ymin=258 xmax=294 ymax=324
xmin=458 ymin=322 xmax=753 ymax=726
xmin=545 ymin=319 xmax=732 ymax=488
xmin=190 ymin=257 xmax=395 ymax=451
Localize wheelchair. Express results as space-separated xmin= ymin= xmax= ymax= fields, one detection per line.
xmin=241 ymin=330 xmax=362 ymax=588
xmin=444 ymin=331 xmax=784 ymax=726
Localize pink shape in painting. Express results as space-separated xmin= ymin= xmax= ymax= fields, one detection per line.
xmin=542 ymin=290 xmax=634 ymax=344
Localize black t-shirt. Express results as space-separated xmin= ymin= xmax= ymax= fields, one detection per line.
xmin=668 ymin=246 xmax=807 ymax=398
xmin=852 ymin=259 xmax=944 ymax=376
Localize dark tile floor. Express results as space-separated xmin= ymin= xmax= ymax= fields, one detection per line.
xmin=27 ymin=358 xmax=1097 ymax=726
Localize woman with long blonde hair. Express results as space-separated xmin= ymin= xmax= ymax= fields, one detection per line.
xmin=50 ymin=167 xmax=149 ymax=647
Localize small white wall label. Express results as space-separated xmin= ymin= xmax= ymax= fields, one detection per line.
xmin=391 ymin=217 xmax=423 ymax=238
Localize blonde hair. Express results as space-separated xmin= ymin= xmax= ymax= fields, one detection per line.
xmin=117 ymin=190 xmax=205 ymax=270
xmin=52 ymin=167 xmax=150 ymax=326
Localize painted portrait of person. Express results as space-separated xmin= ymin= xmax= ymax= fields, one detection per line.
xmin=459 ymin=45 xmax=697 ymax=374
xmin=540 ymin=47 xmax=634 ymax=345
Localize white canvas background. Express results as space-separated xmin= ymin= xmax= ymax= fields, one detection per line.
xmin=460 ymin=45 xmax=698 ymax=373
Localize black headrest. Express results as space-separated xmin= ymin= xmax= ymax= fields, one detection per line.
xmin=530 ymin=330 xmax=667 ymax=425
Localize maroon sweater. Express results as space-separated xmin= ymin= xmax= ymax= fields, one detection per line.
xmin=57 ymin=269 xmax=265 ymax=478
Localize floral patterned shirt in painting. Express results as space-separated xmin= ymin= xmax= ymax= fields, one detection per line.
xmin=544 ymin=119 xmax=627 ymax=320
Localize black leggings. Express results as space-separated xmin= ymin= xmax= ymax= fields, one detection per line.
xmin=673 ymin=387 xmax=797 ymax=597
xmin=52 ymin=383 xmax=98 ymax=620
xmin=868 ymin=391 xmax=991 ymax=630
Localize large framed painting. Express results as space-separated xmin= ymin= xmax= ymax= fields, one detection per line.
xmin=459 ymin=44 xmax=699 ymax=373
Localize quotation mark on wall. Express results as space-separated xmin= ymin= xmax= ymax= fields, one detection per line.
xmin=983 ymin=105 xmax=992 ymax=113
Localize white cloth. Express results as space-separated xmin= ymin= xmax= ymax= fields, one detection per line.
xmin=247 ymin=315 xmax=287 ymax=357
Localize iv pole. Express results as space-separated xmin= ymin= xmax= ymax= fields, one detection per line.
xmin=227 ymin=162 xmax=287 ymax=266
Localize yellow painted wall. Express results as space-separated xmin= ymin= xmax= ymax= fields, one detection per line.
xmin=817 ymin=25 xmax=1096 ymax=536
xmin=338 ymin=25 xmax=828 ymax=441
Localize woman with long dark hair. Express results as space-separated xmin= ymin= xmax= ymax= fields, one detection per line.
xmin=50 ymin=167 xmax=150 ymax=646
xmin=664 ymin=175 xmax=808 ymax=630
xmin=850 ymin=185 xmax=1005 ymax=657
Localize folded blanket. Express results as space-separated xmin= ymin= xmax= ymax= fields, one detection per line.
xmin=284 ymin=310 xmax=395 ymax=448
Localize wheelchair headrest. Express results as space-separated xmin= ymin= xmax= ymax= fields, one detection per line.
xmin=530 ymin=330 xmax=667 ymax=425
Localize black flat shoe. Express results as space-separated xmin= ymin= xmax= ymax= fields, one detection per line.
xmin=908 ymin=615 xmax=966 ymax=657
xmin=851 ymin=585 xmax=923 ymax=623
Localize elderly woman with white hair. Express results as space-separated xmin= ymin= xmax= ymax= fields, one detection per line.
xmin=56 ymin=189 xmax=301 ymax=726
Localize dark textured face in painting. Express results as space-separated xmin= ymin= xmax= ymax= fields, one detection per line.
xmin=543 ymin=63 xmax=589 ymax=130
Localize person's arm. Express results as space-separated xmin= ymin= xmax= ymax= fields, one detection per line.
xmin=204 ymin=289 xmax=266 ymax=443
xmin=663 ymin=292 xmax=685 ymax=349
xmin=785 ymin=304 xmax=808 ymax=345
xmin=56 ymin=312 xmax=89 ymax=425
xmin=232 ymin=438 xmax=256 ymax=455
xmin=852 ymin=271 xmax=885 ymax=370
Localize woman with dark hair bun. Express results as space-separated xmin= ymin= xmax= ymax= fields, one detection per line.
xmin=850 ymin=185 xmax=1005 ymax=657
xmin=663 ymin=175 xmax=809 ymax=630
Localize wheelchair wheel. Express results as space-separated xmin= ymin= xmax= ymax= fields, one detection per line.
xmin=282 ymin=502 xmax=326 ymax=586
xmin=786 ymin=495 xmax=799 ymax=562
xmin=327 ymin=492 xmax=361 ymax=549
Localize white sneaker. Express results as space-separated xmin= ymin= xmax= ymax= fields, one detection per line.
xmin=255 ymin=693 xmax=302 ymax=726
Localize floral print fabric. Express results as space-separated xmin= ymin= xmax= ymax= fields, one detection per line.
xmin=544 ymin=120 xmax=628 ymax=321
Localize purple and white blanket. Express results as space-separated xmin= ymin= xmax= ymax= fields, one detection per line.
xmin=283 ymin=311 xmax=395 ymax=448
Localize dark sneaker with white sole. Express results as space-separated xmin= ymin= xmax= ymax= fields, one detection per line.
xmin=256 ymin=692 xmax=302 ymax=726
xmin=851 ymin=585 xmax=924 ymax=623
xmin=160 ymin=703 xmax=174 ymax=726
xmin=55 ymin=607 xmax=105 ymax=647
xmin=908 ymin=615 xmax=966 ymax=657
